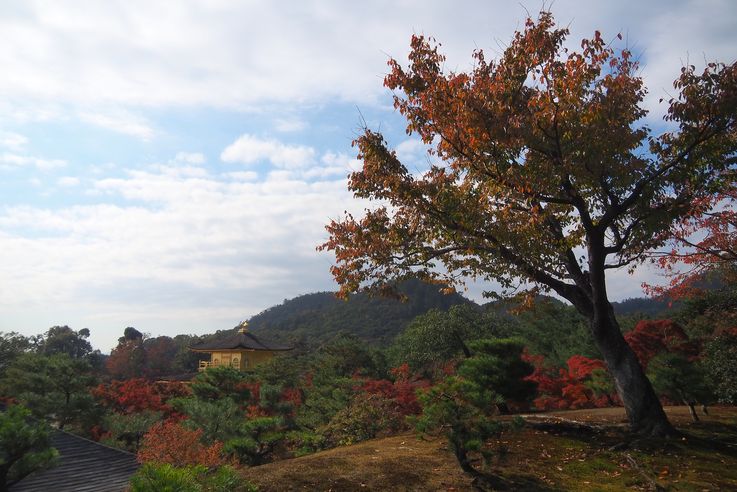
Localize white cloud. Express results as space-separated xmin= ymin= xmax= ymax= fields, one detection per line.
xmin=221 ymin=134 xmax=315 ymax=169
xmin=295 ymin=151 xmax=357 ymax=179
xmin=302 ymin=166 xmax=348 ymax=179
xmin=57 ymin=176 xmax=80 ymax=187
xmin=79 ymin=109 xmax=155 ymax=140
xmin=0 ymin=152 xmax=66 ymax=170
xmin=33 ymin=157 xmax=67 ymax=170
xmin=320 ymin=151 xmax=359 ymax=169
xmin=159 ymin=165 xmax=210 ymax=178
xmin=0 ymin=158 xmax=371 ymax=350
xmin=0 ymin=131 xmax=28 ymax=151
xmin=90 ymin=162 xmax=117 ymax=175
xmin=224 ymin=171 xmax=259 ymax=181
xmin=220 ymin=147 xmax=358 ymax=180
xmin=0 ymin=1 xmax=728 ymax=114
xmin=174 ymin=152 xmax=206 ymax=165
xmin=395 ymin=138 xmax=428 ymax=163
xmin=274 ymin=117 xmax=307 ymax=133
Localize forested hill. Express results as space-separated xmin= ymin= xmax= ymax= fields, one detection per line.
xmin=247 ymin=279 xmax=471 ymax=346
xmin=484 ymin=295 xmax=676 ymax=319
xmin=611 ymin=297 xmax=679 ymax=318
xmin=244 ymin=279 xmax=678 ymax=348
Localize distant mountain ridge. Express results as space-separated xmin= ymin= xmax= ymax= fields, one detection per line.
xmin=244 ymin=279 xmax=678 ymax=347
xmin=247 ymin=279 xmax=470 ymax=346
xmin=611 ymin=296 xmax=680 ymax=317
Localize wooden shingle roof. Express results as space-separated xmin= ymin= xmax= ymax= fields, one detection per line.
xmin=10 ymin=430 xmax=139 ymax=492
xmin=190 ymin=329 xmax=292 ymax=352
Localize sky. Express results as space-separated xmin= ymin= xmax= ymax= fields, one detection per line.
xmin=0 ymin=0 xmax=735 ymax=352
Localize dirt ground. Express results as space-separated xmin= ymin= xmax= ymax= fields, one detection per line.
xmin=242 ymin=406 xmax=737 ymax=491
xmin=242 ymin=433 xmax=476 ymax=491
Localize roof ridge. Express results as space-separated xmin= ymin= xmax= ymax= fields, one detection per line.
xmin=53 ymin=428 xmax=138 ymax=457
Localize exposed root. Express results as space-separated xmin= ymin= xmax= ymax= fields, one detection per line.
xmin=608 ymin=441 xmax=630 ymax=451
xmin=624 ymin=452 xmax=666 ymax=491
xmin=518 ymin=415 xmax=616 ymax=434
xmin=631 ymin=420 xmax=682 ymax=439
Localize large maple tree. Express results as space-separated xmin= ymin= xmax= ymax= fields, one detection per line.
xmin=320 ymin=12 xmax=737 ymax=436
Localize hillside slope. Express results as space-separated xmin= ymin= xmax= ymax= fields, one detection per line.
xmin=611 ymin=296 xmax=679 ymax=317
xmin=248 ymin=279 xmax=471 ymax=346
xmin=241 ymin=433 xmax=475 ymax=491
xmin=222 ymin=282 xmax=679 ymax=350
xmin=242 ymin=406 xmax=737 ymax=491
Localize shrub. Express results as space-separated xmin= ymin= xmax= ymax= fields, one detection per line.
xmin=284 ymin=430 xmax=325 ymax=457
xmin=99 ymin=410 xmax=162 ymax=452
xmin=321 ymin=393 xmax=406 ymax=447
xmin=0 ymin=405 xmax=58 ymax=489
xmin=128 ymin=463 xmax=253 ymax=492
xmin=702 ymin=329 xmax=737 ymax=403
xmin=415 ymin=377 xmax=503 ymax=478
xmin=137 ymin=420 xmax=227 ymax=467
xmin=223 ymin=416 xmax=284 ymax=466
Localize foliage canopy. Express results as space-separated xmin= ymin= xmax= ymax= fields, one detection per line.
xmin=321 ymin=10 xmax=736 ymax=435
xmin=322 ymin=11 xmax=736 ymax=303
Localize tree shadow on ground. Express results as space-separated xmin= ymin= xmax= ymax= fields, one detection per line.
xmin=522 ymin=416 xmax=737 ymax=468
xmin=474 ymin=473 xmax=562 ymax=491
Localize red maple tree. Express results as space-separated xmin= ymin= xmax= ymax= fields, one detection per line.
xmin=358 ymin=364 xmax=429 ymax=416
xmin=92 ymin=379 xmax=190 ymax=415
xmin=524 ymin=351 xmax=614 ymax=410
xmin=137 ymin=420 xmax=227 ymax=467
xmin=623 ymin=320 xmax=698 ymax=368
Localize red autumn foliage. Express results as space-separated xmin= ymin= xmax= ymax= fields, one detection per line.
xmin=231 ymin=381 xmax=268 ymax=418
xmin=236 ymin=381 xmax=261 ymax=403
xmin=303 ymin=372 xmax=314 ymax=388
xmin=645 ymin=185 xmax=737 ymax=300
xmin=137 ymin=420 xmax=227 ymax=467
xmin=247 ymin=405 xmax=269 ymax=419
xmin=358 ymin=364 xmax=429 ymax=416
xmin=106 ymin=340 xmax=147 ymax=379
xmin=154 ymin=381 xmax=192 ymax=401
xmin=89 ymin=425 xmax=106 ymax=442
xmin=623 ymin=319 xmax=698 ymax=368
xmin=0 ymin=396 xmax=16 ymax=407
xmin=522 ymin=351 xmax=567 ymax=410
xmin=441 ymin=360 xmax=457 ymax=376
xmin=92 ymin=379 xmax=190 ymax=415
xmin=525 ymin=320 xmax=704 ymax=411
xmin=234 ymin=380 xmax=303 ymax=419
xmin=723 ymin=327 xmax=737 ymax=337
xmin=281 ymin=387 xmax=303 ymax=409
xmin=524 ymin=351 xmax=614 ymax=410
xmin=566 ymin=355 xmax=606 ymax=380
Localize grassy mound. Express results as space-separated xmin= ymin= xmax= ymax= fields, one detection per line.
xmin=242 ymin=406 xmax=737 ymax=491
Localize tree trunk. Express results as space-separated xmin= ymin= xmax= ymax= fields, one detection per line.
xmin=605 ymin=393 xmax=615 ymax=406
xmin=588 ymin=307 xmax=675 ymax=437
xmin=495 ymin=402 xmax=510 ymax=415
xmin=685 ymin=401 xmax=699 ymax=422
xmin=0 ymin=464 xmax=9 ymax=492
xmin=573 ymin=233 xmax=676 ymax=437
xmin=450 ymin=438 xmax=481 ymax=478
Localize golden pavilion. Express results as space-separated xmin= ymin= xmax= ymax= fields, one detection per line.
xmin=190 ymin=321 xmax=292 ymax=371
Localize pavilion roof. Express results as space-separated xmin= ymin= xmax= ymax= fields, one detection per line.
xmin=190 ymin=329 xmax=292 ymax=352
xmin=10 ymin=429 xmax=139 ymax=492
